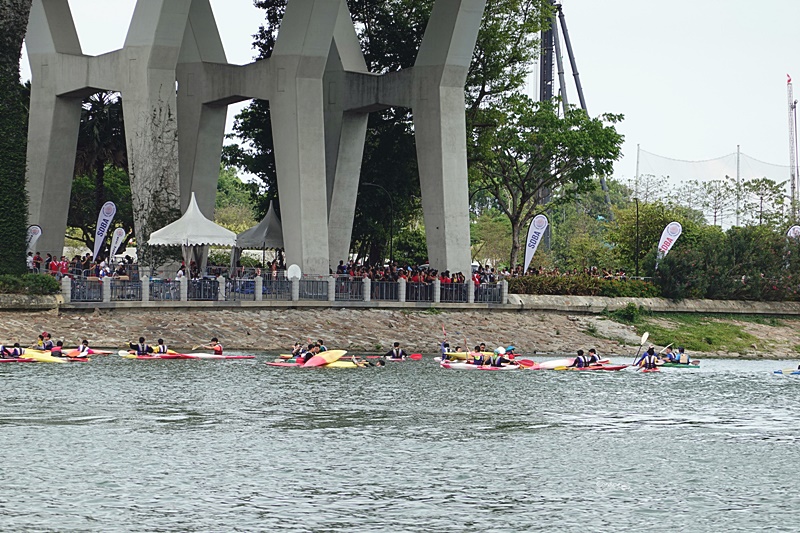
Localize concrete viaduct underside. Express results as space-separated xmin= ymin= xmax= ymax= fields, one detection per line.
xmin=24 ymin=0 xmax=486 ymax=276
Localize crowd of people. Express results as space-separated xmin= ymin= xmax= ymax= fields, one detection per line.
xmin=27 ymin=251 xmax=137 ymax=280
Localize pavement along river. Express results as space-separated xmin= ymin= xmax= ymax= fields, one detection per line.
xmin=2 ymin=354 xmax=799 ymax=532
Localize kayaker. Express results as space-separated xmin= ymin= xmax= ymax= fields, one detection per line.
xmin=42 ymin=333 xmax=54 ymax=350
xmin=201 ymin=337 xmax=223 ymax=355
xmin=639 ymin=346 xmax=659 ymax=370
xmin=317 ymin=339 xmax=328 ymax=352
xmin=568 ymin=349 xmax=588 ymax=368
xmin=51 ymin=341 xmax=64 ymax=357
xmin=155 ymin=339 xmax=169 ymax=354
xmin=77 ymin=339 xmax=91 ymax=356
xmin=662 ymin=346 xmax=678 ymax=363
xmin=466 ymin=345 xmax=485 ymax=365
xmin=678 ymin=347 xmax=690 ymax=364
xmin=302 ymin=344 xmax=319 ymax=364
xmin=129 ymin=337 xmax=153 ymax=355
xmin=32 ymin=334 xmax=44 ymax=349
xmin=505 ymin=345 xmax=517 ymax=359
xmin=291 ymin=342 xmax=304 ymax=357
xmin=440 ymin=341 xmax=453 ymax=362
xmin=587 ymin=348 xmax=602 ymax=366
xmin=6 ymin=343 xmax=25 ymax=358
xmin=385 ymin=342 xmax=407 ymax=360
xmin=490 ymin=346 xmax=513 ymax=367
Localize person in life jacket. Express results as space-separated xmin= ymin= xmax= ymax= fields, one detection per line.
xmin=155 ymin=339 xmax=169 ymax=354
xmin=201 ymin=337 xmax=223 ymax=355
xmin=316 ymin=339 xmax=327 ymax=352
xmin=490 ymin=346 xmax=512 ymax=367
xmin=77 ymin=339 xmax=91 ymax=356
xmin=569 ymin=349 xmax=588 ymax=368
xmin=34 ymin=334 xmax=44 ymax=349
xmin=129 ymin=337 xmax=153 ymax=355
xmin=467 ymin=345 xmax=485 ymax=365
xmin=662 ymin=346 xmax=678 ymax=363
xmin=640 ymin=347 xmax=659 ymax=369
xmin=587 ymin=348 xmax=602 ymax=366
xmin=301 ymin=344 xmax=318 ymax=364
xmin=6 ymin=343 xmax=25 ymax=358
xmin=439 ymin=341 xmax=452 ymax=361
xmin=678 ymin=347 xmax=690 ymax=365
xmin=385 ymin=342 xmax=407 ymax=360
xmin=42 ymin=333 xmax=55 ymax=351
xmin=51 ymin=341 xmax=64 ymax=357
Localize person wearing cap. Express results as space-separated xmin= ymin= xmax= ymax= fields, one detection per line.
xmin=490 ymin=346 xmax=513 ymax=367
xmin=201 ymin=337 xmax=223 ymax=355
xmin=129 ymin=337 xmax=153 ymax=356
xmin=568 ymin=349 xmax=588 ymax=368
xmin=385 ymin=342 xmax=407 ymax=360
xmin=505 ymin=345 xmax=517 ymax=359
xmin=586 ymin=348 xmax=602 ymax=366
xmin=639 ymin=346 xmax=659 ymax=370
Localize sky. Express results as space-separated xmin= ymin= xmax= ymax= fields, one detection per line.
xmin=20 ymin=0 xmax=800 ymax=185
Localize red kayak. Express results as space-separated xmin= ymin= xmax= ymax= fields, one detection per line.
xmin=641 ymin=367 xmax=660 ymax=373
xmin=266 ymin=361 xmax=303 ymax=367
xmin=568 ymin=364 xmax=628 ymax=371
xmin=0 ymin=358 xmax=38 ymax=363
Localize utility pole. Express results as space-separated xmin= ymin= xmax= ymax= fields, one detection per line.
xmin=789 ymin=74 xmax=799 ymax=222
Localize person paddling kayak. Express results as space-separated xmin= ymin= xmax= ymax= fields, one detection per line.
xmin=129 ymin=337 xmax=154 ymax=355
xmin=42 ymin=333 xmax=55 ymax=350
xmin=77 ymin=339 xmax=91 ymax=356
xmin=385 ymin=342 xmax=407 ymax=360
xmin=51 ymin=341 xmax=64 ymax=357
xmin=569 ymin=349 xmax=589 ymax=368
xmin=155 ymin=339 xmax=169 ymax=354
xmin=587 ymin=348 xmax=602 ymax=366
xmin=639 ymin=346 xmax=659 ymax=370
xmin=662 ymin=346 xmax=678 ymax=363
xmin=200 ymin=337 xmax=223 ymax=355
xmin=490 ymin=346 xmax=514 ymax=367
xmin=467 ymin=345 xmax=486 ymax=365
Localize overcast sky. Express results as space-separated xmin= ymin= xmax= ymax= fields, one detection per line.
xmin=21 ymin=0 xmax=800 ymax=183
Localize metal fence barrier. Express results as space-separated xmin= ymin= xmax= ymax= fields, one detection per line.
xmin=189 ymin=279 xmax=219 ymax=301
xmin=110 ymin=280 xmax=142 ymax=301
xmin=406 ymin=282 xmax=434 ymax=302
xmin=150 ymin=280 xmax=180 ymax=301
xmin=440 ymin=282 xmax=468 ymax=303
xmin=226 ymin=279 xmax=256 ymax=302
xmin=71 ymin=278 xmax=103 ymax=302
xmin=299 ymin=279 xmax=328 ymax=301
xmin=372 ymin=280 xmax=399 ymax=301
xmin=475 ymin=282 xmax=502 ymax=303
xmin=334 ymin=276 xmax=363 ymax=301
xmin=263 ymin=279 xmax=293 ymax=300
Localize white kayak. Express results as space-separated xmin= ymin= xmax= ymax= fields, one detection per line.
xmin=537 ymin=357 xmax=610 ymax=370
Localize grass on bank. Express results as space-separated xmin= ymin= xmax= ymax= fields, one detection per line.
xmin=603 ymin=303 xmax=796 ymax=354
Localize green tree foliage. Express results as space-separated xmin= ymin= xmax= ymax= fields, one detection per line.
xmin=0 ymin=0 xmax=33 ymax=274
xmin=470 ymin=210 xmax=512 ymax=267
xmin=68 ymin=167 xmax=133 ymax=254
xmin=740 ymin=177 xmax=787 ymax=227
xmin=472 ymin=95 xmax=623 ymax=267
xmin=214 ymin=165 xmax=257 ymax=234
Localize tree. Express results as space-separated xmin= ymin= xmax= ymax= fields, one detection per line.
xmin=741 ymin=177 xmax=787 ymax=227
xmin=470 ymin=210 xmax=512 ymax=267
xmin=214 ymin=165 xmax=257 ymax=234
xmin=471 ymin=95 xmax=623 ymax=268
xmin=0 ymin=0 xmax=33 ymax=274
xmin=67 ymin=166 xmax=134 ymax=254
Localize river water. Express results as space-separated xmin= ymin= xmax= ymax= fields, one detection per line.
xmin=2 ymin=354 xmax=799 ymax=532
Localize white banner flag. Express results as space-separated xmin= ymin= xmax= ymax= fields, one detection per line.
xmin=787 ymin=225 xmax=800 ymax=239
xmin=109 ymin=227 xmax=126 ymax=259
xmin=657 ymin=221 xmax=683 ymax=259
xmin=26 ymin=225 xmax=42 ymax=254
xmin=523 ymin=214 xmax=549 ymax=273
xmin=93 ymin=201 xmax=117 ymax=259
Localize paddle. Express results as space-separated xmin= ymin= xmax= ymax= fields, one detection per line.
xmin=409 ymin=353 xmax=422 ymax=360
xmin=517 ymin=358 xmax=536 ymax=368
xmin=631 ymin=332 xmax=650 ymax=366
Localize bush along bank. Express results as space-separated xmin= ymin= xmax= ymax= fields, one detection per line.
xmin=508 ymin=275 xmax=660 ymax=298
xmin=0 ymin=274 xmax=61 ymax=295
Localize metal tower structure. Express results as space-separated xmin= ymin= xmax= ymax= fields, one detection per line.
xmin=788 ymin=74 xmax=799 ymax=222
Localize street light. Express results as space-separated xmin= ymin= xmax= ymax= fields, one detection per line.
xmin=361 ymin=182 xmax=394 ymax=264
xmin=633 ymin=197 xmax=640 ymax=278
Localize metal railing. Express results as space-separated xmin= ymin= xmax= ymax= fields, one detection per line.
xmin=226 ymin=279 xmax=256 ymax=302
xmin=299 ymin=279 xmax=328 ymax=301
xmin=372 ymin=280 xmax=399 ymax=301
xmin=406 ymin=282 xmax=434 ymax=302
xmin=188 ymin=279 xmax=219 ymax=301
xmin=71 ymin=278 xmax=103 ymax=302
xmin=440 ymin=282 xmax=468 ymax=303
xmin=150 ymin=280 xmax=180 ymax=301
xmin=475 ymin=282 xmax=503 ymax=303
xmin=263 ymin=279 xmax=292 ymax=300
xmin=110 ymin=280 xmax=142 ymax=301
xmin=334 ymin=276 xmax=363 ymax=301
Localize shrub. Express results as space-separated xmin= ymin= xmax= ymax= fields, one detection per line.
xmin=507 ymin=274 xmax=660 ymax=298
xmin=0 ymin=274 xmax=60 ymax=295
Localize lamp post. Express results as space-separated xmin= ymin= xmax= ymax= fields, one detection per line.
xmin=634 ymin=197 xmax=640 ymax=278
xmin=362 ymin=182 xmax=393 ymax=264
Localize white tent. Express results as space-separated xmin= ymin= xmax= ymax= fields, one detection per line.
xmin=230 ymin=201 xmax=284 ymax=274
xmin=149 ymin=192 xmax=237 ymax=273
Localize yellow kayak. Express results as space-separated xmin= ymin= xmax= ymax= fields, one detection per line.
xmin=22 ymin=349 xmax=71 ymax=363
xmin=443 ymin=351 xmax=494 ymax=361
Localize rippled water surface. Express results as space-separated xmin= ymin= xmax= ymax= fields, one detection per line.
xmin=2 ymin=355 xmax=800 ymax=532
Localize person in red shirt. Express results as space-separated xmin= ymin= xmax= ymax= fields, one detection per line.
xmin=201 ymin=337 xmax=223 ymax=355
xmin=49 ymin=256 xmax=59 ymax=276
xmin=59 ymin=256 xmax=69 ymax=277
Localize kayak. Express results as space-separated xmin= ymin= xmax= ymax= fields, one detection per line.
xmin=537 ymin=358 xmax=610 ymax=370
xmin=266 ymin=361 xmax=303 ymax=367
xmin=439 ymin=351 xmax=494 ymax=361
xmin=440 ymin=362 xmax=520 ymax=371
xmin=65 ymin=348 xmax=112 ymax=357
xmin=774 ymin=369 xmax=800 ymax=375
xmin=183 ymin=353 xmax=256 ymax=360
xmin=641 ymin=367 xmax=661 ymax=373
xmin=0 ymin=358 xmax=38 ymax=363
xmin=660 ymin=363 xmax=700 ymax=369
xmin=554 ymin=364 xmax=628 ymax=372
xmin=303 ymin=349 xmax=347 ymax=367
xmin=22 ymin=349 xmax=70 ymax=363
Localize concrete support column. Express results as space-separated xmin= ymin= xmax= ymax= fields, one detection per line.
xmin=61 ymin=277 xmax=71 ymax=304
xmin=102 ymin=279 xmax=111 ymax=302
xmin=217 ymin=275 xmax=226 ymax=301
xmin=433 ymin=278 xmax=441 ymax=304
xmin=270 ymin=0 xmax=341 ymax=276
xmin=140 ymin=278 xmax=149 ymax=302
xmin=467 ymin=280 xmax=475 ymax=303
xmin=255 ymin=276 xmax=263 ymax=301
xmin=179 ymin=277 xmax=188 ymax=301
xmin=411 ymin=0 xmax=486 ymax=277
xmin=291 ymin=278 xmax=300 ymax=302
xmin=501 ymin=280 xmax=509 ymax=304
xmin=362 ymin=277 xmax=371 ymax=303
xmin=398 ymin=278 xmax=407 ymax=303
xmin=328 ymin=276 xmax=336 ymax=302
